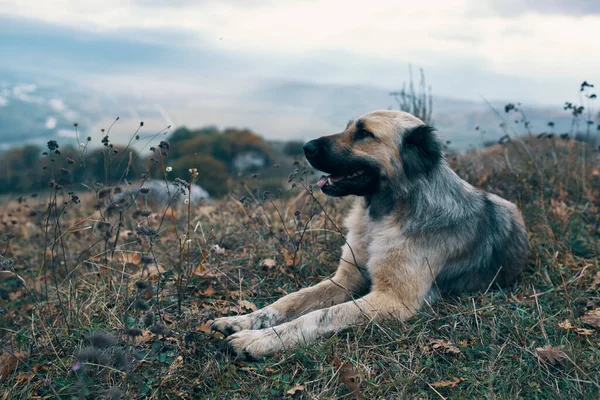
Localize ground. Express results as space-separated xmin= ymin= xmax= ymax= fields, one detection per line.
xmin=1 ymin=136 xmax=599 ymax=399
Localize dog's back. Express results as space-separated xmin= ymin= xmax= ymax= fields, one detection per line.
xmin=430 ymin=190 xmax=529 ymax=294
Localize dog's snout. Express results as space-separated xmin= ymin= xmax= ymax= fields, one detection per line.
xmin=303 ymin=140 xmax=319 ymax=158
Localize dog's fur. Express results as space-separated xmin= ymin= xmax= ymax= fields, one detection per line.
xmin=212 ymin=110 xmax=529 ymax=360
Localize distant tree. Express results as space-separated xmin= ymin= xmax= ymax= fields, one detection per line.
xmin=0 ymin=144 xmax=41 ymax=192
xmin=170 ymin=126 xmax=193 ymax=145
xmin=171 ymin=154 xmax=230 ymax=197
xmin=194 ymin=126 xmax=219 ymax=136
xmin=283 ymin=141 xmax=305 ymax=157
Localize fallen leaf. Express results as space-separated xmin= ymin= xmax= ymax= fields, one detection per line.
xmin=13 ymin=372 xmax=34 ymax=384
xmin=581 ymin=308 xmax=600 ymax=329
xmin=333 ymin=357 xmax=363 ymax=399
xmin=431 ymin=377 xmax=465 ymax=388
xmin=589 ymin=272 xmax=600 ymax=290
xmin=239 ymin=300 xmax=258 ymax=312
xmin=132 ymin=263 xmax=167 ymax=279
xmin=424 ymin=339 xmax=461 ymax=355
xmin=0 ymin=351 xmax=28 ymax=380
xmin=281 ymin=248 xmax=296 ymax=267
xmin=163 ymin=314 xmax=175 ymax=324
xmin=196 ymin=321 xmax=213 ymax=334
xmin=536 ymin=344 xmax=568 ymax=365
xmin=136 ymin=330 xmax=155 ymax=344
xmin=8 ymin=289 xmax=23 ymax=301
xmin=550 ymin=199 xmax=570 ymax=225
xmin=196 ymin=261 xmax=205 ymax=274
xmin=117 ymin=251 xmax=141 ymax=265
xmin=558 ymin=319 xmax=594 ymax=335
xmin=260 ymin=258 xmax=276 ymax=268
xmin=200 ymin=284 xmax=215 ymax=297
xmin=286 ymin=384 xmax=305 ymax=395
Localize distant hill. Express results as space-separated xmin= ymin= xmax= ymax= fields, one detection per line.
xmin=0 ymin=68 xmax=170 ymax=150
xmin=254 ymin=81 xmax=576 ymax=148
xmin=0 ymin=68 xmax=578 ymax=151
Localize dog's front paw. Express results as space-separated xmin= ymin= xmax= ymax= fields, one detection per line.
xmin=211 ymin=314 xmax=255 ymax=336
xmin=211 ymin=308 xmax=282 ymax=336
xmin=227 ymin=329 xmax=281 ymax=361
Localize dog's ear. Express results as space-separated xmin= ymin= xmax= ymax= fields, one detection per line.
xmin=400 ymin=125 xmax=442 ymax=179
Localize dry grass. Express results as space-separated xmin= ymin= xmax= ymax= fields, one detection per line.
xmin=1 ymin=136 xmax=599 ymax=399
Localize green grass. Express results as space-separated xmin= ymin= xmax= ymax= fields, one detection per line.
xmin=1 ymin=136 xmax=599 ymax=399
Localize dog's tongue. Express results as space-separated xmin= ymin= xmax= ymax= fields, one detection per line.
xmin=316 ymin=174 xmax=344 ymax=188
xmin=316 ymin=175 xmax=328 ymax=188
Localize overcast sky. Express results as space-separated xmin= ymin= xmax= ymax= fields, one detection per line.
xmin=1 ymin=0 xmax=599 ymax=105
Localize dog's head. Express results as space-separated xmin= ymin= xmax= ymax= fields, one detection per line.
xmin=304 ymin=110 xmax=443 ymax=197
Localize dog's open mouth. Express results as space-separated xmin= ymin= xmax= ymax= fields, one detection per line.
xmin=316 ymin=170 xmax=366 ymax=188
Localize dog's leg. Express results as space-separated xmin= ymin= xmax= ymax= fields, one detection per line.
xmin=227 ymin=254 xmax=434 ymax=359
xmin=211 ymin=245 xmax=368 ymax=335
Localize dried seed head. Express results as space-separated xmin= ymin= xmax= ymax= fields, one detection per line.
xmin=106 ymin=387 xmax=123 ymax=400
xmin=88 ymin=331 xmax=118 ymax=349
xmin=135 ymin=279 xmax=152 ymax=289
xmin=74 ymin=346 xmax=101 ymax=362
xmin=134 ymin=298 xmax=149 ymax=311
xmin=151 ymin=322 xmax=168 ymax=336
xmin=126 ymin=328 xmax=143 ymax=337
xmin=143 ymin=311 xmax=155 ymax=327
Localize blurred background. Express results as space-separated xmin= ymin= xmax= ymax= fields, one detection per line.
xmin=0 ymin=0 xmax=598 ymax=195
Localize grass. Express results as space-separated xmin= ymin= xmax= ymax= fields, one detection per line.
xmin=1 ymin=132 xmax=599 ymax=399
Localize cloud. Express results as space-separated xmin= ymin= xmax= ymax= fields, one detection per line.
xmin=45 ymin=116 xmax=57 ymax=129
xmin=486 ymin=0 xmax=600 ymax=16
xmin=0 ymin=0 xmax=598 ymax=106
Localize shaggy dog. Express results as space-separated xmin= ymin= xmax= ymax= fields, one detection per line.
xmin=212 ymin=110 xmax=529 ymax=360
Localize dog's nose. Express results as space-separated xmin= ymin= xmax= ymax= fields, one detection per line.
xmin=303 ymin=140 xmax=319 ymax=157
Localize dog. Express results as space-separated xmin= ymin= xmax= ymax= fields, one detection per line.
xmin=212 ymin=110 xmax=529 ymax=360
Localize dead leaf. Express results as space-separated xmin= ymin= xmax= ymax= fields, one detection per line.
xmin=8 ymin=289 xmax=23 ymax=301
xmin=550 ymin=199 xmax=571 ymax=225
xmin=163 ymin=314 xmax=175 ymax=324
xmin=0 ymin=351 xmax=28 ymax=380
xmin=117 ymin=251 xmax=141 ymax=265
xmin=13 ymin=372 xmax=34 ymax=384
xmin=589 ymin=272 xmax=600 ymax=290
xmin=333 ymin=357 xmax=363 ymax=399
xmin=424 ymin=339 xmax=461 ymax=355
xmin=260 ymin=258 xmax=276 ymax=268
xmin=196 ymin=321 xmax=213 ymax=334
xmin=239 ymin=300 xmax=258 ymax=312
xmin=132 ymin=263 xmax=167 ymax=279
xmin=200 ymin=284 xmax=215 ymax=297
xmin=281 ymin=248 xmax=296 ymax=267
xmin=581 ymin=308 xmax=600 ymax=329
xmin=196 ymin=261 xmax=205 ymax=274
xmin=536 ymin=344 xmax=568 ymax=365
xmin=136 ymin=330 xmax=156 ymax=344
xmin=558 ymin=319 xmax=594 ymax=335
xmin=431 ymin=377 xmax=465 ymax=388
xmin=286 ymin=384 xmax=305 ymax=395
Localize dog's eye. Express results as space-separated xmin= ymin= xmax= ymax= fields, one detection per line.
xmin=355 ymin=129 xmax=374 ymax=140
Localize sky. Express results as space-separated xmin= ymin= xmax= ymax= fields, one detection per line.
xmin=0 ymin=0 xmax=598 ymax=144
xmin=1 ymin=0 xmax=599 ymax=103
